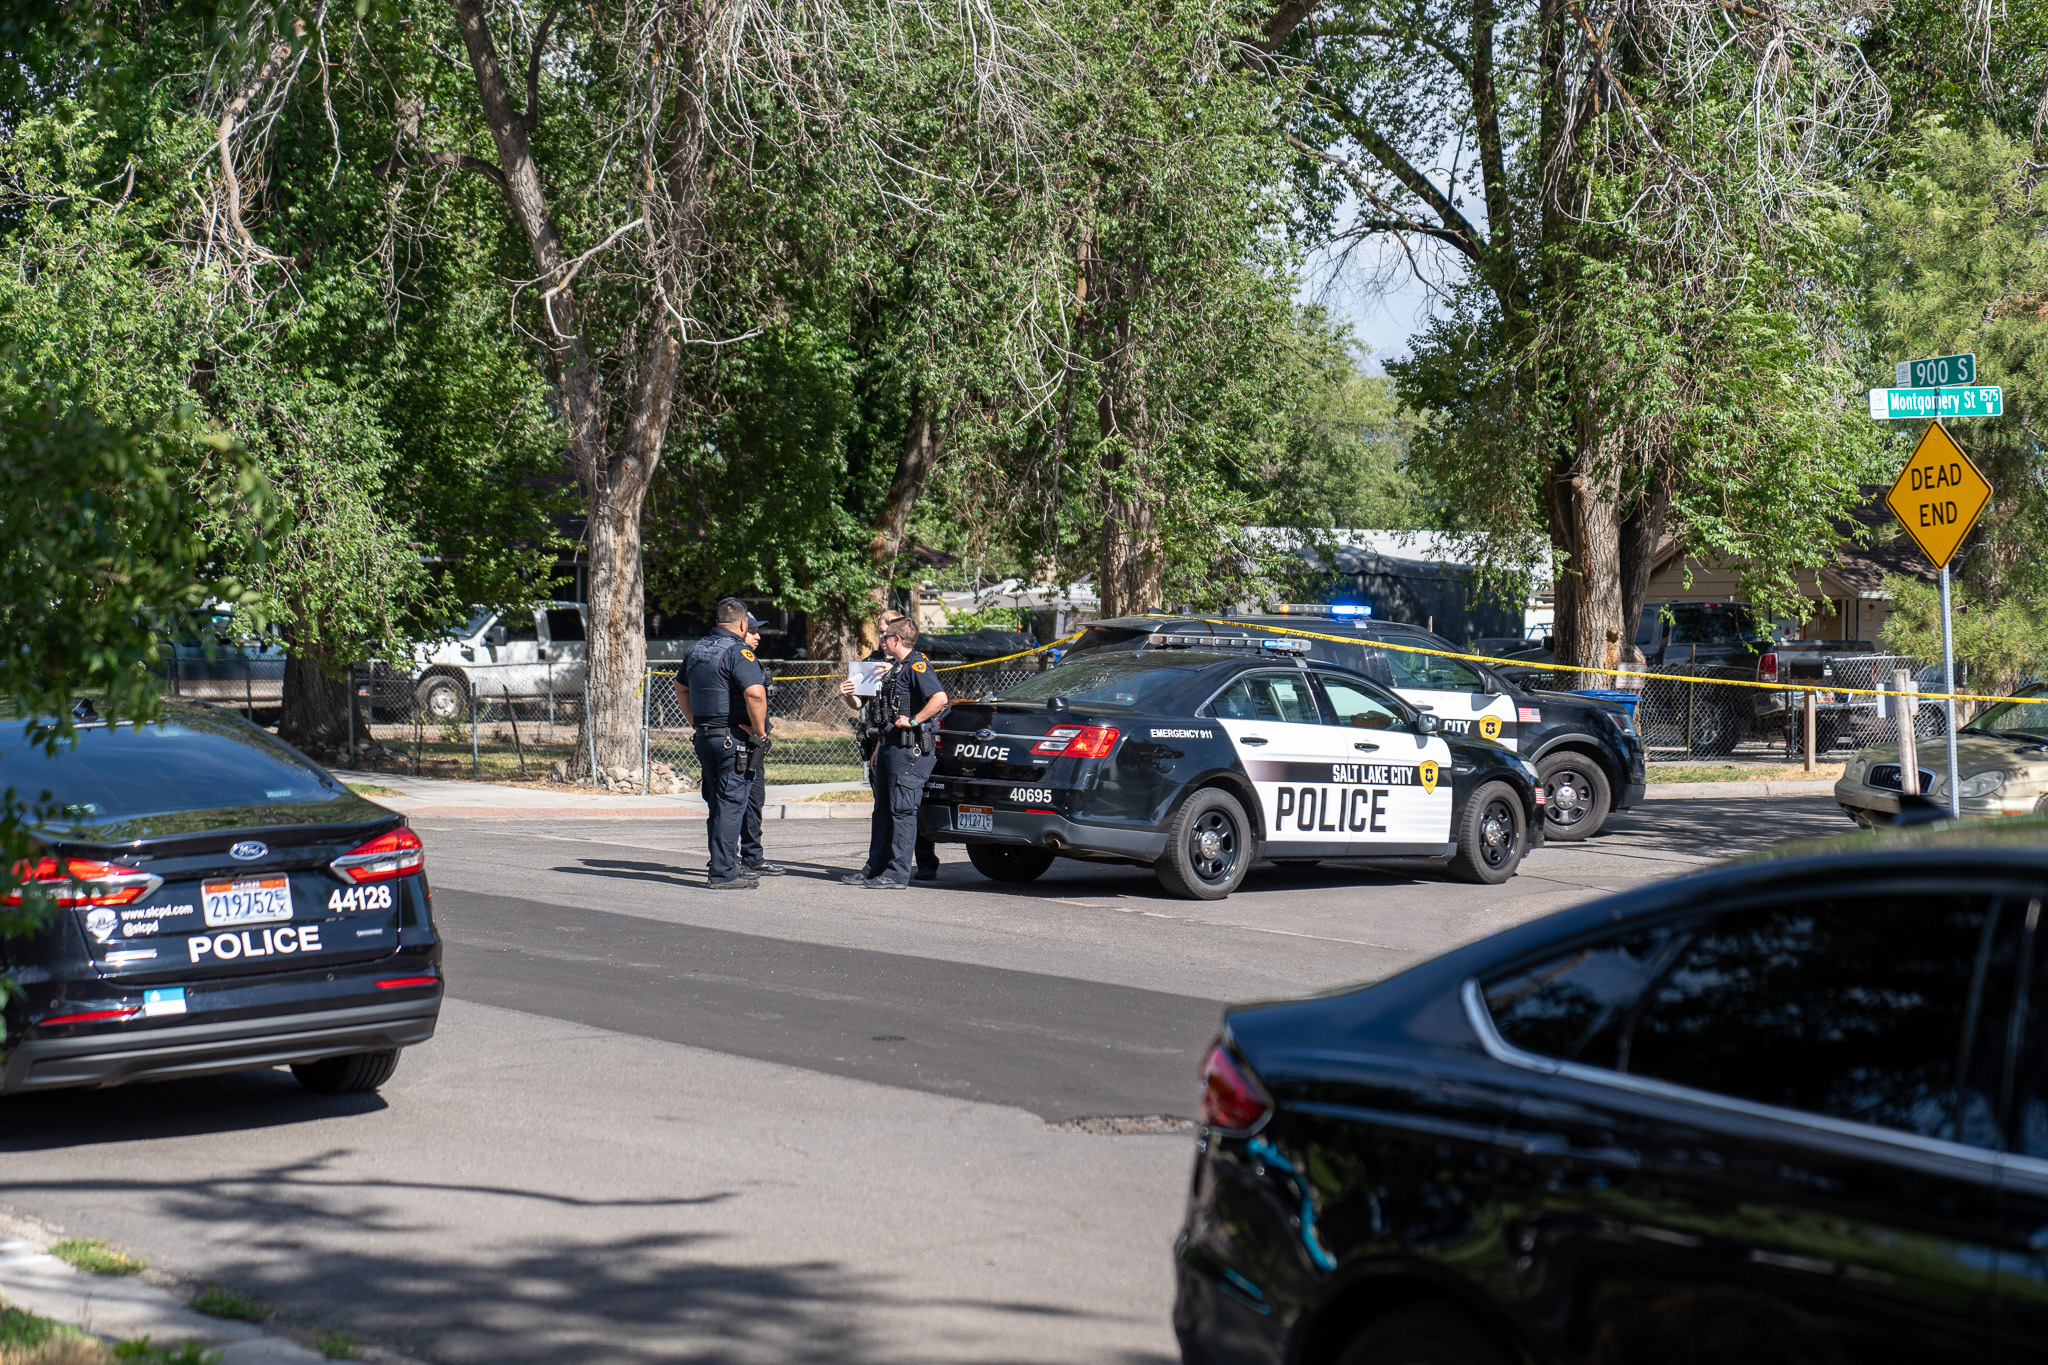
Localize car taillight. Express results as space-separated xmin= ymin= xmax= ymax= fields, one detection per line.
xmin=2 ymin=857 xmax=162 ymax=908
xmin=1199 ymin=1042 xmax=1272 ymax=1135
xmin=1758 ymin=652 xmax=1779 ymax=684
xmin=331 ymin=827 xmax=425 ymax=884
xmin=39 ymin=1007 xmax=142 ymax=1027
xmin=377 ymin=974 xmax=440 ymax=990
xmin=1033 ymin=724 xmax=1119 ymax=759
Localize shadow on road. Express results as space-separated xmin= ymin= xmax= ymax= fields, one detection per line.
xmin=0 ymin=1069 xmax=387 ymax=1150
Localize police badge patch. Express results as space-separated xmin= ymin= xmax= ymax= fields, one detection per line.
xmin=912 ymin=661 xmax=927 ymax=672
xmin=740 ymin=648 xmax=755 ymax=661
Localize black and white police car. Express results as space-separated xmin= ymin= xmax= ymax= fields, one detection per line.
xmin=920 ymin=643 xmax=1543 ymax=898
xmin=1058 ymin=611 xmax=1646 ymax=841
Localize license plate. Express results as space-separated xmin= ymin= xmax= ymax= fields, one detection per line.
xmin=957 ymin=805 xmax=994 ymax=833
xmin=201 ymin=876 xmax=294 ymax=927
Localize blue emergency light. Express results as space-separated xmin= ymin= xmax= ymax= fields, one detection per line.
xmin=1329 ymin=604 xmax=1371 ymax=617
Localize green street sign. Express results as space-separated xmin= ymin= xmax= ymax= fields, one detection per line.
xmin=1896 ymin=353 xmax=1977 ymax=387
xmin=1868 ymin=386 xmax=2003 ymax=420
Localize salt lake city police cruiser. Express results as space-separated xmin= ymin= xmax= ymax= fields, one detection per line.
xmin=919 ymin=642 xmax=1543 ymax=898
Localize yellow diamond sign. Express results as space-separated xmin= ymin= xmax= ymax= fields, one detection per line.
xmin=1886 ymin=421 xmax=1991 ymax=569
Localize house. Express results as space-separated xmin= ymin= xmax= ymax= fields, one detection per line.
xmin=1274 ymin=530 xmax=1538 ymax=644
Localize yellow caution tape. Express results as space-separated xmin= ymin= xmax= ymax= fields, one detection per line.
xmin=751 ymin=630 xmax=1086 ymax=681
xmin=1158 ymin=615 xmax=2023 ymax=707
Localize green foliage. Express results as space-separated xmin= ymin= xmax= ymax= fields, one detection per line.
xmin=310 ymin=1328 xmax=360 ymax=1360
xmin=1865 ymin=119 xmax=2048 ymax=613
xmin=112 ymin=1339 xmax=222 ymax=1365
xmin=0 ymin=1301 xmax=84 ymax=1349
xmin=186 ymin=1284 xmax=270 ymax=1324
xmin=1879 ymin=574 xmax=2046 ymax=697
xmin=47 ymin=1239 xmax=145 ymax=1276
xmin=1260 ymin=313 xmax=1422 ymax=533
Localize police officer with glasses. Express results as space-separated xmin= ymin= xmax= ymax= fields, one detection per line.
xmin=680 ymin=597 xmax=770 ymax=889
xmin=738 ymin=613 xmax=785 ymax=877
xmin=843 ymin=620 xmax=948 ymax=888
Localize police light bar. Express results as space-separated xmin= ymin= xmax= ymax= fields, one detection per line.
xmin=1149 ymin=633 xmax=1256 ymax=649
xmin=1329 ymin=604 xmax=1372 ymax=617
xmin=1271 ymin=604 xmax=1333 ymax=616
xmin=1260 ymin=639 xmax=1311 ymax=654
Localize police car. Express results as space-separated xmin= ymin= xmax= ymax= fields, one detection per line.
xmin=1059 ymin=612 xmax=1645 ymax=840
xmin=920 ymin=644 xmax=1542 ymax=898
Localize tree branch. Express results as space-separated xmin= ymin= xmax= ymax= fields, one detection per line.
xmin=375 ymin=146 xmax=508 ymax=190
xmin=218 ymin=40 xmax=295 ymax=264
xmin=1291 ymin=112 xmax=1488 ymax=266
xmin=1309 ymin=22 xmax=1471 ymax=77
xmin=525 ymin=3 xmax=559 ymax=134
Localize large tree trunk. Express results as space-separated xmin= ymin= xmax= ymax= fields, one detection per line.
xmin=278 ymin=644 xmax=349 ymax=759
xmin=1098 ymin=453 xmax=1163 ymax=618
xmin=1546 ymin=424 xmax=1625 ymax=689
xmin=1617 ymin=471 xmax=1672 ymax=666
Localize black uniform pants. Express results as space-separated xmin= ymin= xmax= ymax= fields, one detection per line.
xmin=741 ymin=756 xmax=766 ymax=867
xmin=694 ymin=732 xmax=750 ymax=880
xmin=866 ymin=741 xmax=938 ymax=883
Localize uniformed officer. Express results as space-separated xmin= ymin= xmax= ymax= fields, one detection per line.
xmin=679 ymin=597 xmax=770 ymax=889
xmin=842 ymin=620 xmax=948 ymax=888
xmin=738 ymin=613 xmax=784 ymax=877
xmin=838 ymin=610 xmax=939 ymax=880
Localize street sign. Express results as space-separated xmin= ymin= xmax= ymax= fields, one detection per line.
xmin=1867 ymin=385 xmax=2003 ymax=420
xmin=1895 ymin=352 xmax=1977 ymax=387
xmin=1885 ymin=421 xmax=1991 ymax=569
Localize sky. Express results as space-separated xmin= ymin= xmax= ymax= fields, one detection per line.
xmin=1294 ymin=194 xmax=1468 ymax=376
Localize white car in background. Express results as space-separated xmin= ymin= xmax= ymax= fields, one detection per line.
xmin=407 ymin=602 xmax=593 ymax=722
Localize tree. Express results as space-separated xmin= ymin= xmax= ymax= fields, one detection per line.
xmin=1268 ymin=0 xmax=1883 ymax=678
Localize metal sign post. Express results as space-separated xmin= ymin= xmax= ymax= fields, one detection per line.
xmin=1882 ymin=415 xmax=1993 ymax=819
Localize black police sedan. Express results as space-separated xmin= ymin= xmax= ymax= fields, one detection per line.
xmin=0 ymin=704 xmax=442 ymax=1095
xmin=1174 ymin=818 xmax=2048 ymax=1365
xmin=920 ymin=644 xmax=1543 ymax=897
xmin=1059 ymin=613 xmax=1645 ymax=842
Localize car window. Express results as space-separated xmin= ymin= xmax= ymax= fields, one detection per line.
xmin=1316 ymin=674 xmax=1406 ymax=731
xmin=1484 ymin=927 xmax=1692 ymax=1066
xmin=1620 ymin=893 xmax=2010 ymax=1145
xmin=1001 ymin=653 xmax=1221 ymax=711
xmin=1635 ymin=605 xmax=1660 ymax=647
xmin=0 ymin=714 xmax=339 ymax=822
xmin=1664 ymin=603 xmax=1762 ymax=647
xmin=1964 ymin=687 xmax=2048 ymax=741
xmin=544 ymin=608 xmax=586 ymax=643
xmin=1386 ymin=649 xmax=1485 ymax=692
xmin=500 ymin=610 xmax=539 ymax=643
xmin=1203 ymin=673 xmax=1319 ymax=724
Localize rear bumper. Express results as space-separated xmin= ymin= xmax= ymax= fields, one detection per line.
xmin=920 ymin=804 xmax=1168 ymax=863
xmin=1 ymin=995 xmax=441 ymax=1093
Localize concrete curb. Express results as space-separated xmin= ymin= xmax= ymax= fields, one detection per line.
xmin=1643 ymin=779 xmax=1839 ymax=800
xmin=0 ymin=1212 xmax=424 ymax=1364
xmin=390 ymin=799 xmax=874 ymax=821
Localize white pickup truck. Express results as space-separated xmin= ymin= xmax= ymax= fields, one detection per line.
xmin=403 ymin=602 xmax=692 ymax=722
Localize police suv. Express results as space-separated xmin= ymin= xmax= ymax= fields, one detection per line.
xmin=1060 ymin=612 xmax=1646 ymax=841
xmin=920 ymin=643 xmax=1542 ymax=899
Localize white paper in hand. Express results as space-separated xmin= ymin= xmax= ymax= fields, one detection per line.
xmin=849 ymin=662 xmax=886 ymax=697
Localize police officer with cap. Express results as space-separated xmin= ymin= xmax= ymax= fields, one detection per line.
xmin=839 ymin=610 xmax=939 ymax=881
xmin=680 ymin=597 xmax=769 ymax=889
xmin=843 ymin=620 xmax=948 ymax=887
xmin=738 ymin=613 xmax=784 ymax=877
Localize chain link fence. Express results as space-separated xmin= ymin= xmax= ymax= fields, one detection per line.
xmin=162 ymin=656 xmax=285 ymax=718
xmin=643 ymin=656 xmax=1051 ymax=791
xmin=338 ymin=664 xmax=588 ymax=781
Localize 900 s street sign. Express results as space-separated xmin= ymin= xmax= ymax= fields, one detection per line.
xmin=1895 ymin=352 xmax=1976 ymax=387
xmin=1885 ymin=421 xmax=1991 ymax=569
xmin=1867 ymin=385 xmax=2003 ymax=420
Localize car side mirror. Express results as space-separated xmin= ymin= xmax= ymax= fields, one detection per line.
xmin=1415 ymin=713 xmax=1439 ymax=734
xmin=489 ymin=625 xmax=507 ymax=648
xmin=1481 ymin=673 xmax=1502 ymax=696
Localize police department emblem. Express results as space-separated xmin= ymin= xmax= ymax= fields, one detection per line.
xmin=740 ymin=648 xmax=755 ymax=662
xmin=86 ymin=908 xmax=118 ymax=943
xmin=1478 ymin=714 xmax=1502 ymax=741
xmin=975 ymin=728 xmax=995 ymax=740
xmin=912 ymin=661 xmax=927 ymax=672
xmin=1419 ymin=760 xmax=1440 ymax=794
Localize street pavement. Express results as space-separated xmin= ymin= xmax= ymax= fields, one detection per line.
xmin=0 ymin=796 xmax=1854 ymax=1364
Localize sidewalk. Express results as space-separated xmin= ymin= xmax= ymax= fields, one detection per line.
xmin=332 ymin=770 xmax=872 ymax=821
xmin=334 ymin=768 xmax=1838 ymax=821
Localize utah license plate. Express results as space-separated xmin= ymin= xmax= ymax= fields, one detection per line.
xmin=956 ymin=805 xmax=994 ymax=833
xmin=202 ymin=876 xmax=294 ymax=927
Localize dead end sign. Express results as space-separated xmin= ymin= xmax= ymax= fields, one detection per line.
xmin=1885 ymin=421 xmax=1992 ymax=569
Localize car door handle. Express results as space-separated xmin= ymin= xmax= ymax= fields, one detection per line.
xmin=1354 ymin=742 xmax=1380 ymax=752
xmin=1240 ymin=736 xmax=1268 ymax=746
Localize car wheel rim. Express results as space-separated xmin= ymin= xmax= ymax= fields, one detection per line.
xmin=1479 ymin=799 xmax=1516 ymax=867
xmin=1545 ymin=771 xmax=1588 ymax=826
xmin=1189 ymin=810 xmax=1240 ymax=884
xmin=427 ymin=688 xmax=458 ymax=720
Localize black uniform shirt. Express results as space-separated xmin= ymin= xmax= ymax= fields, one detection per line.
xmin=884 ymin=649 xmax=945 ymax=723
xmin=684 ymin=630 xmax=767 ymax=724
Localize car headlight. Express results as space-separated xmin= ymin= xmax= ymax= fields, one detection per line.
xmin=1959 ymin=770 xmax=2009 ymax=799
xmin=1843 ymin=753 xmax=1868 ymax=781
xmin=1518 ymin=758 xmax=1540 ymax=783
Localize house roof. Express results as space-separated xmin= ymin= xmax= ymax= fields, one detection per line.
xmin=1650 ymin=488 xmax=1939 ymax=602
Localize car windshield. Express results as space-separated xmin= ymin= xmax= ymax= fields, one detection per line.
xmin=1964 ymin=686 xmax=2048 ymax=740
xmin=1662 ymin=603 xmax=1767 ymax=647
xmin=1058 ymin=625 xmax=1160 ymax=660
xmin=454 ymin=606 xmax=492 ymax=637
xmin=0 ymin=712 xmax=339 ymax=823
xmin=1000 ymin=654 xmax=1224 ymax=711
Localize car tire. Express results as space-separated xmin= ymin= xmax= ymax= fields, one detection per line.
xmin=416 ymin=674 xmax=467 ymax=723
xmin=966 ymin=843 xmax=1056 ymax=883
xmin=1155 ymin=788 xmax=1251 ymax=901
xmin=292 ymin=1049 xmax=401 ymax=1095
xmin=1841 ymin=802 xmax=1876 ymax=829
xmin=1537 ymin=753 xmax=1611 ymax=841
xmin=1335 ymin=1304 xmax=1513 ymax=1365
xmin=1448 ymin=781 xmax=1526 ymax=884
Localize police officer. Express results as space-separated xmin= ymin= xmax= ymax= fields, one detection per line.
xmin=843 ymin=620 xmax=948 ymax=888
xmin=838 ymin=610 xmax=939 ymax=880
xmin=738 ymin=613 xmax=784 ymax=877
xmin=679 ymin=597 xmax=769 ymax=889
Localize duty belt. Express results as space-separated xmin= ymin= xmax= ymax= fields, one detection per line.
xmin=695 ymin=722 xmax=732 ymax=735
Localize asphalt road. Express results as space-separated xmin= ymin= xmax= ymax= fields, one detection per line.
xmin=0 ymin=796 xmax=1854 ymax=1364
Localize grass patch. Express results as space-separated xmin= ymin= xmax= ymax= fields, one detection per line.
xmin=47 ymin=1240 xmax=144 ymax=1277
xmin=343 ymin=783 xmax=399 ymax=797
xmin=309 ymin=1330 xmax=359 ymax=1360
xmin=787 ymin=789 xmax=872 ymax=803
xmin=1648 ymin=762 xmax=1844 ymax=783
xmin=110 ymin=1341 xmax=219 ymax=1365
xmin=0 ymin=1301 xmax=220 ymax=1365
xmin=185 ymin=1285 xmax=269 ymax=1325
xmin=0 ymin=1302 xmax=85 ymax=1351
